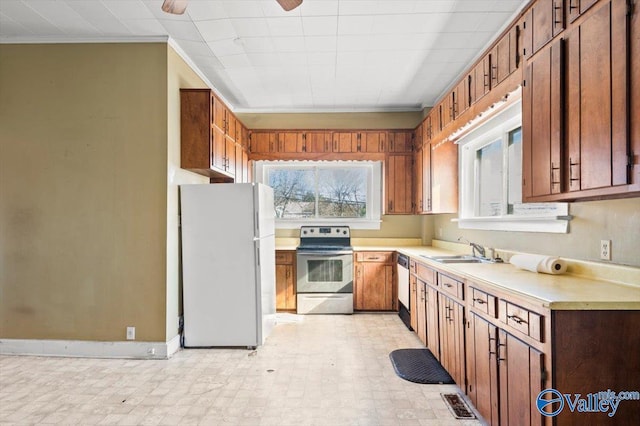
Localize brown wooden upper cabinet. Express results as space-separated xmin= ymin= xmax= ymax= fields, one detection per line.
xmin=472 ymin=55 xmax=492 ymax=104
xmin=413 ymin=124 xmax=424 ymax=213
xmin=332 ymin=131 xmax=358 ymax=153
xmin=430 ymin=141 xmax=458 ymax=213
xmin=249 ymin=131 xmax=277 ymax=154
xmin=439 ymin=95 xmax=453 ymax=129
xmin=213 ymin=95 xmax=239 ymax=142
xmin=564 ymin=0 xmax=629 ymax=193
xmin=304 ymin=131 xmax=332 ymax=153
xmin=491 ymin=24 xmax=520 ymax=87
xmin=180 ymin=88 xmax=239 ymax=181
xmin=359 ymin=131 xmax=387 ymax=153
xmin=386 ymin=153 xmax=413 ymax=214
xmin=522 ymin=40 xmax=563 ymax=199
xmin=277 ymin=131 xmax=304 ymax=153
xmin=522 ymin=0 xmax=634 ymax=201
xmin=526 ymin=0 xmax=565 ymax=57
xmin=452 ymin=77 xmax=470 ymax=119
xmin=567 ymin=0 xmax=600 ymax=22
xmin=388 ymin=130 xmax=413 ymax=152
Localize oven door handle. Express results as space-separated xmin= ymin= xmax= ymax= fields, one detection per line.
xmin=296 ymin=250 xmax=354 ymax=256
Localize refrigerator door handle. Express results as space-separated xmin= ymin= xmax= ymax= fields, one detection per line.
xmin=255 ymin=211 xmax=259 ymax=235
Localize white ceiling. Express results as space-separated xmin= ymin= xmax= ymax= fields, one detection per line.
xmin=0 ymin=0 xmax=528 ymax=112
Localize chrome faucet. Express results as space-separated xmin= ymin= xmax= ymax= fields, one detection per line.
xmin=458 ymin=237 xmax=486 ymax=259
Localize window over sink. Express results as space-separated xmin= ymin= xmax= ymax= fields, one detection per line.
xmin=455 ymin=96 xmax=570 ymax=233
xmin=254 ymin=161 xmax=382 ymax=229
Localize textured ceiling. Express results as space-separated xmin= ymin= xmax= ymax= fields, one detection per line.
xmin=0 ymin=0 xmax=528 ymax=112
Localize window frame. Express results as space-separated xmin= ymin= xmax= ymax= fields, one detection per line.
xmin=254 ymin=160 xmax=382 ymax=230
xmin=455 ymin=99 xmax=570 ymax=233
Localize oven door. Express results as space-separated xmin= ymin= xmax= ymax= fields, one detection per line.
xmin=296 ymin=251 xmax=353 ymax=293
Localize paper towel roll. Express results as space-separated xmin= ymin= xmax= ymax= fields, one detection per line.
xmin=510 ymin=254 xmax=567 ymax=275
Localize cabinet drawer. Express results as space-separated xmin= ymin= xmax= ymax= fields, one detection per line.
xmin=275 ymin=251 xmax=294 ymax=264
xmin=439 ymin=274 xmax=464 ymax=300
xmin=470 ymin=287 xmax=497 ymax=317
xmin=356 ymin=251 xmax=393 ymax=263
xmin=499 ymin=300 xmax=544 ymax=342
xmin=417 ymin=263 xmax=436 ymax=286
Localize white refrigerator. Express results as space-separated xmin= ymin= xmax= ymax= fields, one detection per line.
xmin=180 ymin=183 xmax=276 ymax=348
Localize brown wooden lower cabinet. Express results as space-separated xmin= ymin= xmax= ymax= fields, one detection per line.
xmin=405 ymin=257 xmax=640 ymax=426
xmin=275 ymin=251 xmax=296 ymax=311
xmin=467 ymin=312 xmax=500 ymax=426
xmin=410 ymin=274 xmax=418 ymax=331
xmin=497 ymin=330 xmax=544 ymax=426
xmin=438 ymin=292 xmax=466 ymax=387
xmin=354 ymin=251 xmax=394 ymax=311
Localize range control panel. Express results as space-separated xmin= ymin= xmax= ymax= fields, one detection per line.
xmin=299 ymin=226 xmax=350 ymax=238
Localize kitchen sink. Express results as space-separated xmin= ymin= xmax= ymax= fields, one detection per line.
xmin=420 ymin=254 xmax=492 ymax=264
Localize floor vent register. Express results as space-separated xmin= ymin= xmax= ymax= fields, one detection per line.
xmin=441 ymin=393 xmax=476 ymax=419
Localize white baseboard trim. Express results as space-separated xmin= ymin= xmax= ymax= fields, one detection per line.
xmin=0 ymin=335 xmax=182 ymax=359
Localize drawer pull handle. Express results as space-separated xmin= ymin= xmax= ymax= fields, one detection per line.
xmin=508 ymin=314 xmax=528 ymax=325
xmin=473 ymin=298 xmax=486 ymax=305
xmin=444 ymin=283 xmax=453 ymax=288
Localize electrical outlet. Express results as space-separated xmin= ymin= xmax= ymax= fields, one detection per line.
xmin=126 ymin=326 xmax=136 ymax=340
xmin=600 ymin=240 xmax=612 ymax=261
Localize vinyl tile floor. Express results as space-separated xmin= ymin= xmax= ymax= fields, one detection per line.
xmin=0 ymin=314 xmax=482 ymax=425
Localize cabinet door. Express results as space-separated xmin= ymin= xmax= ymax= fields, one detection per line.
xmin=388 ymin=131 xmax=413 ymax=152
xmin=212 ymin=127 xmax=226 ymax=171
xmin=453 ymin=78 xmax=470 ymax=118
xmin=305 ymin=131 xmax=331 ymax=153
xmin=386 ymin=154 xmax=413 ymax=214
xmin=212 ymin=96 xmax=226 ymax=133
xmin=409 ymin=275 xmax=418 ymax=331
xmin=225 ymin=137 xmax=236 ymax=175
xmin=417 ymin=281 xmax=428 ymax=345
xmin=522 ymin=40 xmax=563 ymax=199
xmin=359 ymin=131 xmax=387 ymax=153
xmin=426 ymin=285 xmax=439 ymax=356
xmin=530 ymin=0 xmax=564 ymax=55
xmin=498 ymin=330 xmax=544 ymax=426
xmin=180 ymin=89 xmax=212 ymax=172
xmin=275 ymin=252 xmax=295 ymax=311
xmin=567 ymin=0 xmax=600 ymax=22
xmin=250 ymin=132 xmax=277 ymax=154
xmin=235 ymin=143 xmax=244 ymax=182
xmin=438 ymin=295 xmax=465 ymax=385
xmin=565 ymin=1 xmax=629 ymax=192
xmin=422 ymin=142 xmax=432 ymax=212
xmin=414 ymin=145 xmax=424 ymax=213
xmin=440 ymin=96 xmax=453 ymax=129
xmin=242 ymin=149 xmax=250 ymax=182
xmin=355 ymin=262 xmax=393 ymax=311
xmin=226 ymin=111 xmax=237 ymax=141
xmin=493 ymin=32 xmax=512 ymax=85
xmin=467 ymin=313 xmax=499 ymax=426
xmin=430 ymin=141 xmax=457 ymax=213
xmin=278 ymin=131 xmax=304 ymax=153
xmin=332 ymin=132 xmax=358 ymax=153
xmin=472 ymin=55 xmax=491 ymax=103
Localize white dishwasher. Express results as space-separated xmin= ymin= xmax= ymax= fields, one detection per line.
xmin=396 ymin=253 xmax=411 ymax=330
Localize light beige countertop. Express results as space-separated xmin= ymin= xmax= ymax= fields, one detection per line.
xmin=277 ymin=237 xmax=640 ymax=310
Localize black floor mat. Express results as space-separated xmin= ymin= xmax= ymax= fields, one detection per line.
xmin=389 ymin=348 xmax=455 ymax=384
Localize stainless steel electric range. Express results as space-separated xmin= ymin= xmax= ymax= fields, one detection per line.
xmin=296 ymin=226 xmax=353 ymax=314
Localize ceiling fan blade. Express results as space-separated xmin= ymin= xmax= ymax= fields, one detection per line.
xmin=162 ymin=0 xmax=188 ymax=15
xmin=276 ymin=0 xmax=303 ymax=12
